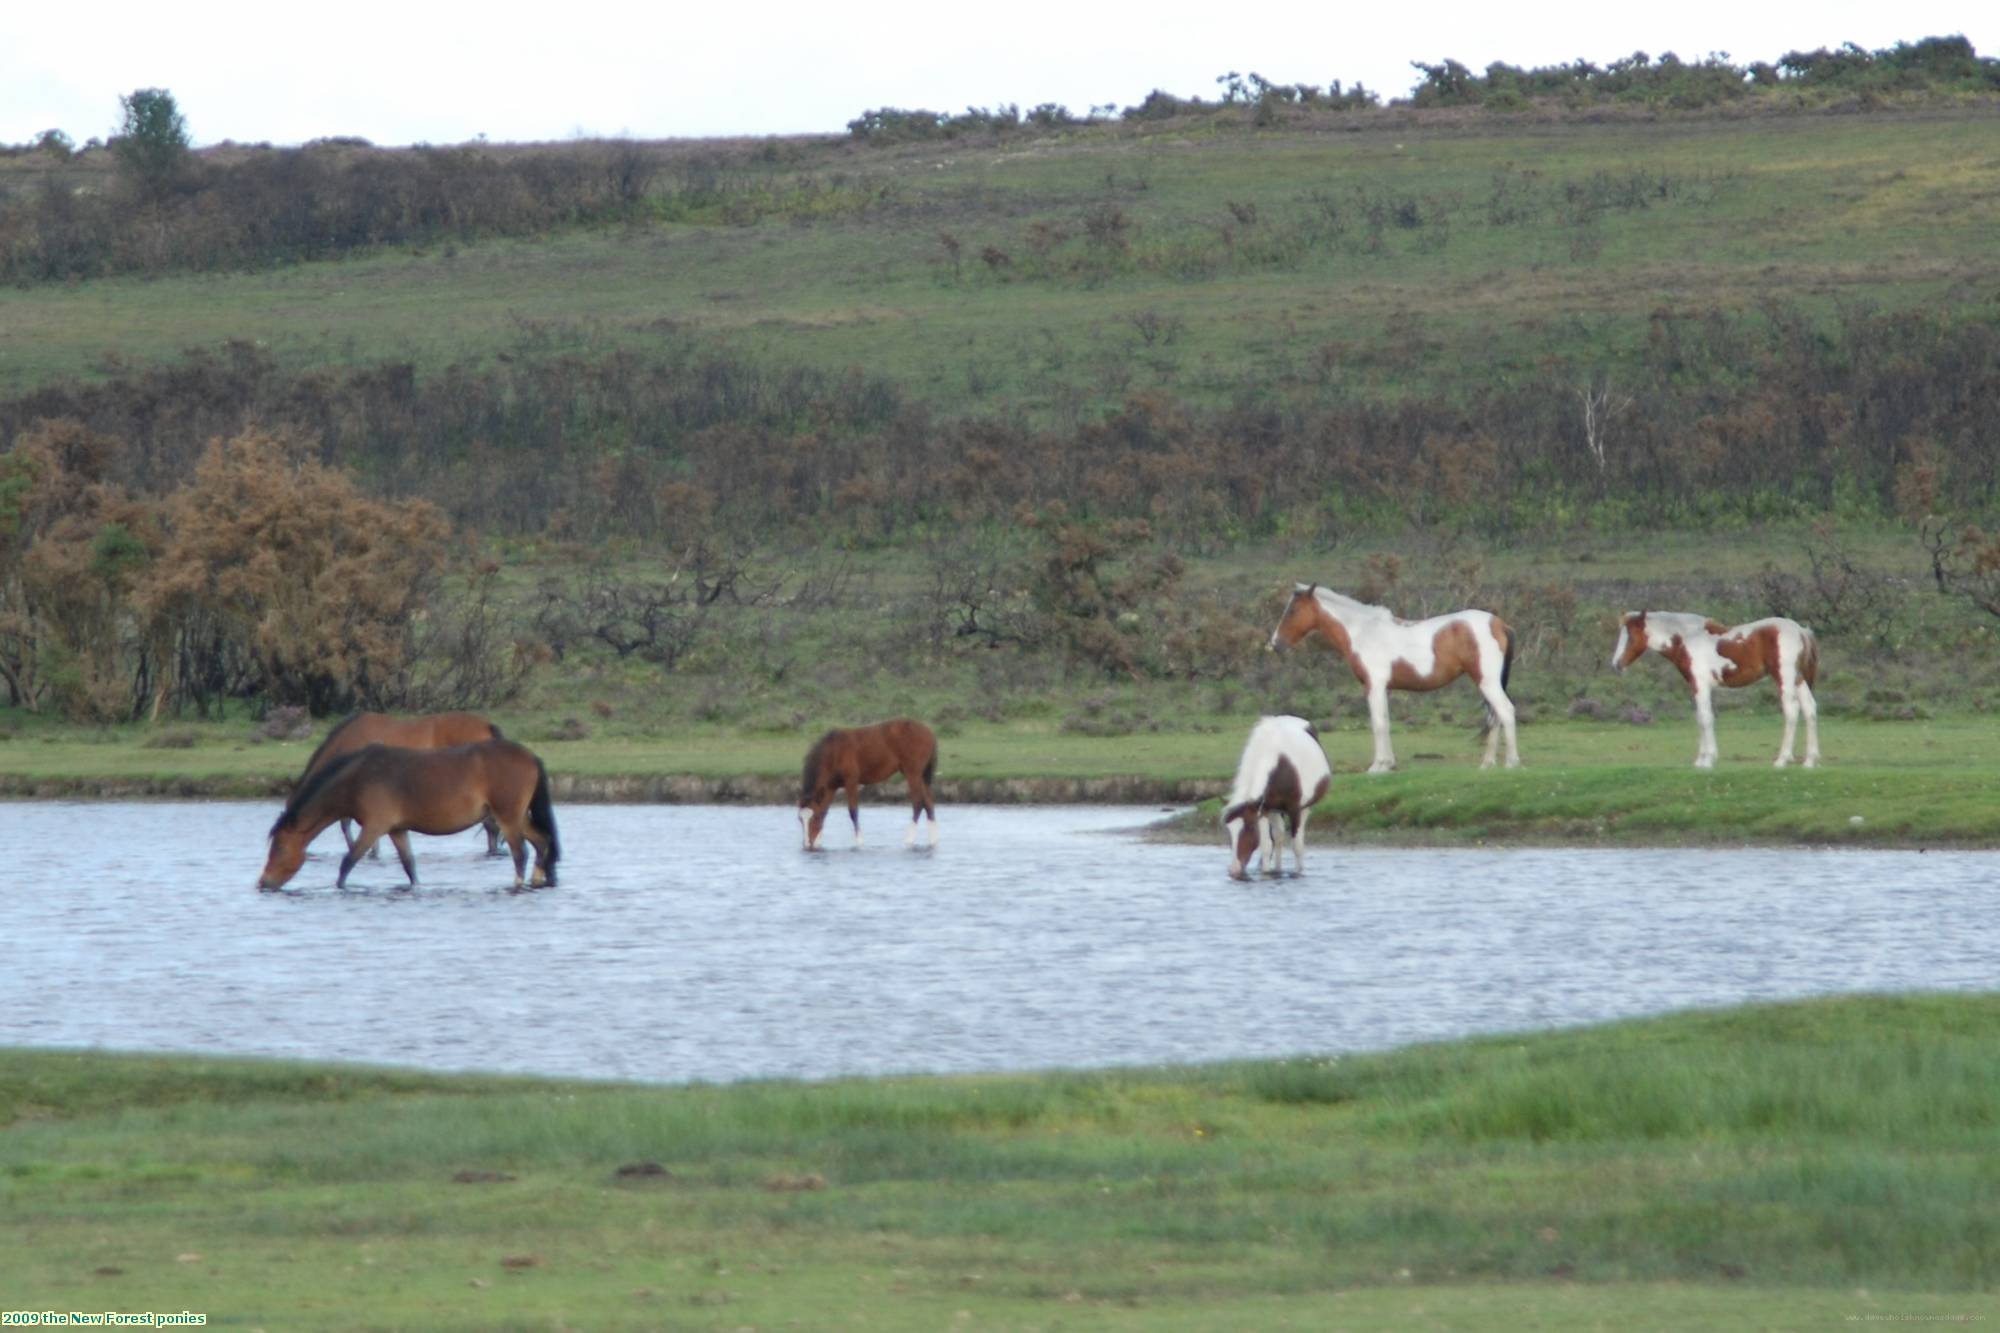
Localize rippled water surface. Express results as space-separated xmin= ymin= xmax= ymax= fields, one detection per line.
xmin=6 ymin=801 xmax=1996 ymax=1083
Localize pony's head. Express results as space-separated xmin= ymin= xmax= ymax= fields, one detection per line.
xmin=259 ymin=812 xmax=309 ymax=890
xmin=1221 ymin=800 xmax=1262 ymax=880
xmin=799 ymin=733 xmax=835 ymax=849
xmin=258 ymin=747 xmax=366 ymax=889
xmin=1610 ymin=612 xmax=1651 ymax=672
xmin=1268 ymin=584 xmax=1322 ymax=651
xmin=798 ymin=801 xmax=826 ymax=850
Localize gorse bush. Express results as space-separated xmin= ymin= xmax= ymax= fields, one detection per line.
xmin=0 ymin=422 xmax=520 ymax=720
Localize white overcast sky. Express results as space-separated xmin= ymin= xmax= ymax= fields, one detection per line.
xmin=5 ymin=1 xmax=1995 ymax=147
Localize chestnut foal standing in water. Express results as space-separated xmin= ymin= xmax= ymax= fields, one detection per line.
xmin=1611 ymin=611 xmax=1820 ymax=768
xmin=1268 ymin=583 xmax=1520 ymax=773
xmin=1221 ymin=715 xmax=1332 ymax=880
xmin=798 ymin=719 xmax=939 ymax=850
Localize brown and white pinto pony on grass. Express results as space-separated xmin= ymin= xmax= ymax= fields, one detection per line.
xmin=1222 ymin=715 xmax=1332 ymax=880
xmin=1268 ymin=584 xmax=1520 ymax=773
xmin=799 ymin=718 xmax=939 ymax=851
xmin=1611 ymin=612 xmax=1820 ymax=768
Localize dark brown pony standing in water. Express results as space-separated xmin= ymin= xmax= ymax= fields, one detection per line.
xmin=798 ymin=719 xmax=938 ymax=850
xmin=259 ymin=739 xmax=560 ymax=891
xmin=295 ymin=712 xmax=505 ymax=855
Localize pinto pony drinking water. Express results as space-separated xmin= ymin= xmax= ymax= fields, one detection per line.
xmin=1267 ymin=583 xmax=1520 ymax=773
xmin=1221 ymin=715 xmax=1332 ymax=880
xmin=798 ymin=718 xmax=939 ymax=851
xmin=259 ymin=739 xmax=560 ymax=891
xmin=1611 ymin=611 xmax=1820 ymax=768
xmin=294 ymin=711 xmax=506 ymax=855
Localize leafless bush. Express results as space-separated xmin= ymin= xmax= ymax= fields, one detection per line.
xmin=1753 ymin=520 xmax=1898 ymax=641
xmin=256 ymin=705 xmax=313 ymax=741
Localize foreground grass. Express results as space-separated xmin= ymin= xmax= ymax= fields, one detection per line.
xmin=4 ymin=996 xmax=1997 ymax=1328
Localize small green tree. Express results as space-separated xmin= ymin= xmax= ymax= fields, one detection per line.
xmin=112 ymin=88 xmax=190 ymax=194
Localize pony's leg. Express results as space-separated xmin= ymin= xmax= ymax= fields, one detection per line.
xmin=336 ymin=816 xmax=378 ymax=856
xmin=523 ymin=827 xmax=552 ymax=887
xmin=388 ymin=830 xmax=419 ymax=886
xmin=505 ymin=831 xmax=529 ymax=888
xmin=906 ymin=773 xmax=939 ymax=847
xmin=846 ymin=779 xmax=863 ymax=848
xmin=1260 ymin=815 xmax=1280 ymax=875
xmin=1775 ymin=677 xmax=1801 ymax=767
xmin=1366 ymin=686 xmax=1396 ymax=773
xmin=1800 ymin=682 xmax=1821 ymax=768
xmin=482 ymin=814 xmax=504 ymax=857
xmin=1291 ymin=808 xmax=1310 ymax=876
xmin=1693 ymin=686 xmax=1718 ymax=769
xmin=338 ymin=826 xmax=387 ymax=888
xmin=1477 ymin=680 xmax=1522 ymax=769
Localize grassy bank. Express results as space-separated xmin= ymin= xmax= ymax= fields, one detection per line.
xmin=6 ymin=709 xmax=2000 ymax=846
xmin=4 ymin=995 xmax=1997 ymax=1328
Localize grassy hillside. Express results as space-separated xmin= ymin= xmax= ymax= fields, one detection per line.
xmin=4 ymin=107 xmax=1997 ymax=409
xmin=5 ymin=100 xmax=2000 ymax=816
xmin=4 ymin=996 xmax=1997 ymax=1328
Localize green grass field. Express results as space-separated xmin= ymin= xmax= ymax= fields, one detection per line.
xmin=5 ymin=995 xmax=1997 ymax=1329
xmin=5 ymin=107 xmax=1995 ymax=412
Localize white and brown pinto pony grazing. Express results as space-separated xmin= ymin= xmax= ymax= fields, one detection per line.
xmin=799 ymin=718 xmax=939 ymax=850
xmin=1222 ymin=715 xmax=1332 ymax=880
xmin=1611 ymin=612 xmax=1820 ymax=768
xmin=1268 ymin=584 xmax=1520 ymax=773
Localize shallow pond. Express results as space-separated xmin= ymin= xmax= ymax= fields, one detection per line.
xmin=5 ymin=802 xmax=1994 ymax=1084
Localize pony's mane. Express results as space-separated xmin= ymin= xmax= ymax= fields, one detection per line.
xmin=1640 ymin=611 xmax=1722 ymax=638
xmin=800 ymin=730 xmax=839 ymax=802
xmin=297 ymin=711 xmax=368 ymax=777
xmin=271 ymin=746 xmax=372 ymax=836
xmin=1303 ymin=584 xmax=1392 ymax=621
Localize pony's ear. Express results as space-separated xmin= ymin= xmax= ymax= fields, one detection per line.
xmin=1221 ymin=801 xmax=1257 ymax=825
xmin=1703 ymin=618 xmax=1730 ymax=635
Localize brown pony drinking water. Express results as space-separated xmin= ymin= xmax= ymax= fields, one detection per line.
xmin=259 ymin=739 xmax=560 ymax=891
xmin=295 ymin=712 xmax=508 ymax=855
xmin=799 ymin=718 xmax=939 ymax=850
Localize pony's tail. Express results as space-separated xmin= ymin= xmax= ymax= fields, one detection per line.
xmin=529 ymin=759 xmax=560 ymax=881
xmin=923 ymin=748 xmax=937 ymax=789
xmin=1499 ymin=618 xmax=1517 ymax=694
xmin=1800 ymin=626 xmax=1820 ymax=688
